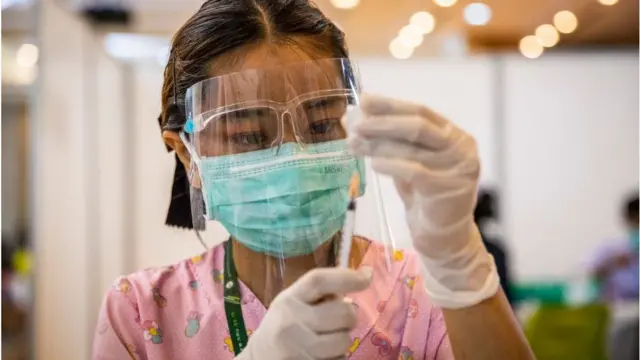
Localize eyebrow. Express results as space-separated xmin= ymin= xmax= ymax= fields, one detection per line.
xmin=303 ymin=96 xmax=348 ymax=110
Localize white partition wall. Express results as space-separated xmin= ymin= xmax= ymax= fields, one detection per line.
xmin=95 ymin=52 xmax=127 ymax=302
xmin=33 ymin=2 xmax=90 ymax=358
xmin=502 ymin=52 xmax=639 ymax=280
xmin=131 ymin=65 xmax=211 ymax=270
xmin=33 ymin=1 xmax=127 ymax=358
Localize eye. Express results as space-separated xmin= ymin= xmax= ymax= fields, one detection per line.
xmin=309 ymin=119 xmax=339 ymax=135
xmin=229 ymin=132 xmax=266 ymax=147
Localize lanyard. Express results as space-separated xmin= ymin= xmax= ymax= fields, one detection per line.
xmin=223 ymin=240 xmax=249 ymax=356
xmin=222 ymin=238 xmax=339 ymax=356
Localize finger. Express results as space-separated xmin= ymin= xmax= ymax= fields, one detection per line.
xmin=359 ymin=93 xmax=450 ymax=129
xmin=304 ymin=298 xmax=358 ymax=333
xmin=305 ymin=331 xmax=352 ymax=359
xmin=359 ymin=114 xmax=453 ymax=151
xmin=348 ymin=136 xmax=459 ymax=169
xmin=341 ymin=107 xmax=445 ymax=146
xmin=290 ymin=267 xmax=372 ymax=304
xmin=371 ymin=157 xmax=479 ymax=231
xmin=370 ymin=157 xmax=476 ymax=193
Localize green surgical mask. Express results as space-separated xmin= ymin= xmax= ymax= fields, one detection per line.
xmin=198 ymin=140 xmax=366 ymax=258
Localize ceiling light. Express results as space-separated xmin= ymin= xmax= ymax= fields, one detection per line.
xmin=519 ymin=35 xmax=544 ymax=59
xmin=16 ymin=43 xmax=38 ymax=68
xmin=410 ymin=11 xmax=436 ymax=34
xmin=389 ymin=38 xmax=414 ymax=60
xmin=398 ymin=24 xmax=424 ymax=48
xmin=330 ymin=0 xmax=359 ymax=9
xmin=433 ymin=0 xmax=457 ymax=8
xmin=597 ymin=0 xmax=618 ymax=5
xmin=535 ymin=24 xmax=560 ymax=47
xmin=553 ymin=10 xmax=578 ymax=34
xmin=463 ymin=3 xmax=492 ymax=26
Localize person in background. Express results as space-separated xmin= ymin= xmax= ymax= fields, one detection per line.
xmin=590 ymin=193 xmax=639 ymax=360
xmin=591 ymin=193 xmax=639 ymax=302
xmin=474 ymin=189 xmax=514 ymax=306
xmin=2 ymin=238 xmax=14 ymax=304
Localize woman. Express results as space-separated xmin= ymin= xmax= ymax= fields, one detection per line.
xmin=93 ymin=1 xmax=533 ymax=359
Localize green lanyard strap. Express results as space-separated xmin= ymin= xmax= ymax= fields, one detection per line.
xmin=223 ymin=240 xmax=249 ymax=356
xmin=222 ymin=237 xmax=340 ymax=356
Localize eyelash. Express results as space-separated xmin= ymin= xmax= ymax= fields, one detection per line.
xmin=309 ymin=118 xmax=339 ymax=134
xmin=230 ymin=132 xmax=266 ymax=146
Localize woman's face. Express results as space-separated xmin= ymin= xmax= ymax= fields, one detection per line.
xmin=163 ymin=41 xmax=350 ymax=179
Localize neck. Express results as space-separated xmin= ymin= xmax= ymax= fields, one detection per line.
xmin=231 ymin=234 xmax=368 ymax=307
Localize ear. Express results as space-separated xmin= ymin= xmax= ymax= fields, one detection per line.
xmin=162 ymin=130 xmax=201 ymax=188
xmin=162 ymin=130 xmax=189 ymax=166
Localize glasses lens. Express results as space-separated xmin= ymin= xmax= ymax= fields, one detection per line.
xmin=292 ymin=93 xmax=355 ymax=145
xmin=195 ymin=106 xmax=280 ymax=156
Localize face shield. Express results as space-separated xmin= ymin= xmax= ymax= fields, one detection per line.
xmin=180 ymin=58 xmax=395 ymax=299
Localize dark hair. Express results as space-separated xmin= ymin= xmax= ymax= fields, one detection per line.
xmin=624 ymin=193 xmax=639 ymax=221
xmin=161 ymin=0 xmax=348 ymax=130
xmin=474 ymin=189 xmax=497 ymax=222
xmin=159 ymin=0 xmax=348 ymax=228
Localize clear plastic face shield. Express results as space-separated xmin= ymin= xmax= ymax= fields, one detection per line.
xmin=181 ymin=58 xmax=394 ymax=299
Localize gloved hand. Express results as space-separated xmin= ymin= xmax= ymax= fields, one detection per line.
xmin=236 ymin=267 xmax=372 ymax=360
xmin=344 ymin=94 xmax=499 ymax=309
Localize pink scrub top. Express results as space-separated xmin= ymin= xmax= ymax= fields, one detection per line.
xmin=92 ymin=240 xmax=454 ymax=359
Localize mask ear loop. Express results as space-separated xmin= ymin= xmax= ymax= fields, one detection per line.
xmin=173 ymin=55 xmax=208 ymax=250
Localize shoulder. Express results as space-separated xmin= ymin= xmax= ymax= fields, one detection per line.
xmin=95 ymin=244 xmax=229 ymax=357
xmin=590 ymin=238 xmax=629 ymax=265
xmin=103 ymin=243 xmax=224 ymax=314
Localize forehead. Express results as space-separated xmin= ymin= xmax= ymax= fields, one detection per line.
xmin=201 ymin=43 xmax=346 ymax=104
xmin=210 ymin=41 xmax=325 ymax=74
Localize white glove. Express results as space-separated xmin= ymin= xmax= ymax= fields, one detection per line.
xmin=344 ymin=94 xmax=499 ymax=309
xmin=236 ymin=267 xmax=372 ymax=360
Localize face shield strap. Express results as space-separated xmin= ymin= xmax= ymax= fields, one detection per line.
xmin=179 ymin=131 xmax=214 ymax=226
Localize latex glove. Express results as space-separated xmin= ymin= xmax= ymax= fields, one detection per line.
xmin=236 ymin=267 xmax=372 ymax=360
xmin=344 ymin=94 xmax=499 ymax=309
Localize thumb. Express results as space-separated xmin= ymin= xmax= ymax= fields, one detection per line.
xmin=288 ymin=267 xmax=373 ymax=304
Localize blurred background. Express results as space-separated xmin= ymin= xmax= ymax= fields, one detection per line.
xmin=1 ymin=0 xmax=638 ymax=359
